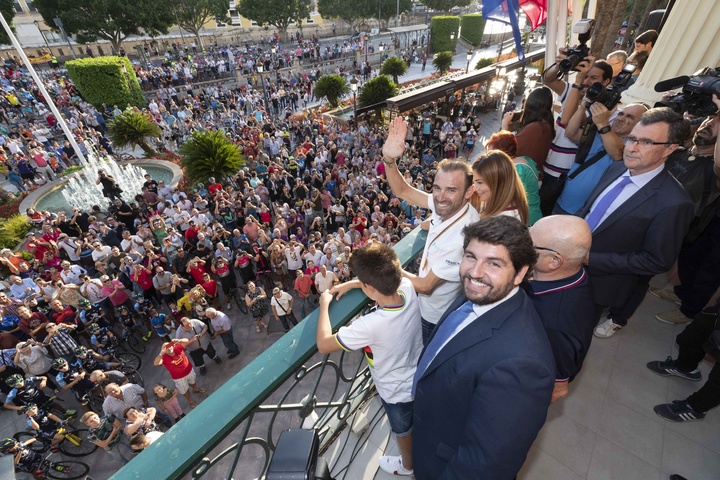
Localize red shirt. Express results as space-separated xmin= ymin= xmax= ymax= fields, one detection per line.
xmin=201 ymin=279 xmax=218 ymax=297
xmin=132 ymin=269 xmax=153 ymax=290
xmin=161 ymin=344 xmax=193 ymax=379
xmin=50 ymin=305 xmax=77 ymax=326
xmin=208 ymin=183 xmax=223 ymax=195
xmin=188 ymin=264 xmax=206 ymax=284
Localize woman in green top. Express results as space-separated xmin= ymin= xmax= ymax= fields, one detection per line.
xmin=485 ymin=131 xmax=543 ymax=225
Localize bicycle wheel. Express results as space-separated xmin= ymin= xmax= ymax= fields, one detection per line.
xmin=127 ymin=331 xmax=146 ymax=354
xmin=233 ymin=290 xmax=248 ymax=314
xmin=123 ymin=367 xmax=144 ymax=387
xmin=13 ymin=431 xmax=47 ymax=453
xmin=260 ymin=273 xmax=275 ymax=294
xmin=59 ymin=429 xmax=98 ymax=457
xmin=46 ymin=460 xmax=90 ymax=479
xmin=115 ymin=351 xmax=142 ymax=371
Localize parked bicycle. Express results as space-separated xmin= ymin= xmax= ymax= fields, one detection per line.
xmin=0 ymin=437 xmax=90 ymax=479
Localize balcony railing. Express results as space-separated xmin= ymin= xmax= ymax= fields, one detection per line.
xmin=111 ymin=228 xmax=427 ymax=480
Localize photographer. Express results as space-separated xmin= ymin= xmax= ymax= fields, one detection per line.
xmin=541 ymin=52 xmax=613 ymax=215
xmin=96 ymin=170 xmax=123 ymax=202
xmin=555 ymin=102 xmax=648 ymax=215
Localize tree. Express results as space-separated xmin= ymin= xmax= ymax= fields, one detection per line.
xmin=418 ymin=0 xmax=472 ymax=11
xmin=0 ymin=0 xmax=16 ymax=46
xmin=432 ymin=51 xmax=453 ymax=75
xmin=180 ymin=130 xmax=244 ymax=184
xmin=376 ymin=0 xmax=413 ymax=27
xmin=380 ymin=56 xmax=408 ymax=84
xmin=34 ymin=0 xmax=173 ymax=53
xmin=590 ymin=0 xmax=619 ymax=59
xmin=475 ymin=57 xmax=494 ymax=69
xmin=358 ymin=75 xmax=398 ymax=110
xmin=317 ymin=0 xmax=366 ymax=32
xmin=600 ymin=0 xmax=628 ymax=57
xmin=314 ymin=74 xmax=350 ymax=108
xmin=238 ymin=0 xmax=310 ymax=41
xmin=173 ymin=0 xmax=230 ymax=48
xmin=107 ymin=110 xmax=162 ymax=157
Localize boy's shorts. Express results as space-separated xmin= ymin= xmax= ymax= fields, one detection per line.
xmin=380 ymin=398 xmax=413 ymax=437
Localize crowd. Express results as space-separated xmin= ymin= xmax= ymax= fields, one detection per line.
xmin=0 ymin=25 xmax=717 ymax=480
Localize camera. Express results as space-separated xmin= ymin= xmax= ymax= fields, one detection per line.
xmin=655 ymin=67 xmax=720 ymax=117
xmin=558 ymin=19 xmax=595 ymax=74
xmin=585 ymin=63 xmax=637 ymax=110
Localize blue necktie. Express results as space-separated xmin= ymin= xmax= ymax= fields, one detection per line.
xmin=585 ymin=176 xmax=634 ymax=231
xmin=412 ymin=300 xmax=476 ymax=396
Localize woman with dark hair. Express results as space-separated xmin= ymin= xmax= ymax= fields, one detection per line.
xmin=485 ymin=131 xmax=542 ymax=225
xmin=470 ymin=150 xmax=530 ymax=225
xmin=501 ymin=86 xmax=555 ymax=170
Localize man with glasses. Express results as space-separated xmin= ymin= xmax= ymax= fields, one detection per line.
xmin=576 ymin=108 xmax=695 ymax=338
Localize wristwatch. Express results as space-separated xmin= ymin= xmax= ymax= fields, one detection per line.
xmin=597 ymin=125 xmax=611 ymax=135
xmin=571 ymin=83 xmax=583 ymax=90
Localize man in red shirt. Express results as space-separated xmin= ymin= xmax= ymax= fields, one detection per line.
xmin=153 ymin=339 xmax=206 ymax=408
xmin=207 ymin=177 xmax=223 ymax=195
xmin=293 ymin=270 xmax=315 ymax=318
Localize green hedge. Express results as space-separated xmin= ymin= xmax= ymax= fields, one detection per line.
xmin=66 ymin=56 xmax=146 ymax=109
xmin=430 ymin=16 xmax=460 ymax=53
xmin=461 ymin=14 xmax=486 ymax=47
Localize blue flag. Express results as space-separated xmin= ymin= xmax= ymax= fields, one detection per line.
xmin=483 ymin=0 xmax=525 ymax=61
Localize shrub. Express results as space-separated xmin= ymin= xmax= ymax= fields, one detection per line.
xmin=433 ymin=51 xmax=454 ymax=75
xmin=475 ymin=57 xmax=495 ymax=69
xmin=107 ymin=110 xmax=162 ymax=157
xmin=461 ymin=14 xmax=486 ymax=47
xmin=379 ymin=56 xmax=408 ymax=84
xmin=314 ymin=74 xmax=350 ymax=108
xmin=0 ymin=214 xmax=30 ymax=249
xmin=66 ymin=56 xmax=146 ymax=108
xmin=430 ymin=16 xmax=460 ymax=53
xmin=179 ymin=130 xmax=245 ymax=184
xmin=358 ymin=75 xmax=398 ymax=110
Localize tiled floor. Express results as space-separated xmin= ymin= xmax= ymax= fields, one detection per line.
xmin=324 ymin=282 xmax=720 ymax=480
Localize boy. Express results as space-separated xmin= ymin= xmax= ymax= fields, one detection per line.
xmin=316 ymin=243 xmax=421 ymax=477
xmin=81 ymin=411 xmax=132 ymax=465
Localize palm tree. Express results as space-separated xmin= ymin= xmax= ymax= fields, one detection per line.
xmin=314 ymin=74 xmax=350 ymax=108
xmin=107 ymin=110 xmax=162 ymax=157
xmin=358 ymin=75 xmax=398 ymax=114
xmin=380 ymin=56 xmax=408 ymax=84
xmin=433 ymin=51 xmax=453 ymax=75
xmin=179 ymin=130 xmax=244 ymax=185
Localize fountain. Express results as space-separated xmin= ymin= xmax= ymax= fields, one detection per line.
xmin=60 ymin=145 xmax=150 ymax=211
xmin=29 ymin=142 xmax=181 ymax=213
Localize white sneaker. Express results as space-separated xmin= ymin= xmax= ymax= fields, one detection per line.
xmin=226 ymin=302 xmax=232 ymax=310
xmin=378 ymin=455 xmax=413 ymax=477
xmin=594 ymin=318 xmax=623 ymax=338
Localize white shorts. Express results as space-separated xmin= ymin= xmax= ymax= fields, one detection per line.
xmin=173 ymin=369 xmax=197 ymax=394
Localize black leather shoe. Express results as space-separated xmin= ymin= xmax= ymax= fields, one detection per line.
xmin=214 ymin=357 xmax=222 ymax=364
xmin=670 ymin=475 xmax=689 ymax=480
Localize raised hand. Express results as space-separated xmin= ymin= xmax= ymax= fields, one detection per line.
xmin=382 ymin=116 xmax=408 ymax=160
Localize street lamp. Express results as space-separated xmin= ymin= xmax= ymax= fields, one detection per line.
xmin=33 ymin=21 xmax=51 ymax=53
xmin=350 ymin=76 xmax=358 ymax=121
xmin=466 ymin=49 xmax=473 ymax=73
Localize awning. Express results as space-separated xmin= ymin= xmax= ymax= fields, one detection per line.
xmin=451 ymin=66 xmax=498 ymax=91
xmin=385 ymin=80 xmax=455 ymax=112
xmin=388 ymin=25 xmax=430 ymax=34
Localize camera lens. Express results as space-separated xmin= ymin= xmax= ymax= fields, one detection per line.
xmin=585 ymin=82 xmax=607 ymax=102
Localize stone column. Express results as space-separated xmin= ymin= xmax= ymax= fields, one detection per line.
xmin=621 ymin=0 xmax=720 ymax=107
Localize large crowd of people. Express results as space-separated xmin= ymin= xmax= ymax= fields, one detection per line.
xmin=0 ymin=24 xmax=717 ymax=480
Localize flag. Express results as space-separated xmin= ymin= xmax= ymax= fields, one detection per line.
xmin=483 ymin=0 xmax=548 ymax=61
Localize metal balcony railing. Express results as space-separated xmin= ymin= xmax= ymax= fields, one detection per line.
xmin=110 ymin=228 xmax=427 ymax=480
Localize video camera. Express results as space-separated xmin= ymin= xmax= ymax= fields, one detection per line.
xmin=655 ymin=67 xmax=720 ymax=117
xmin=558 ymin=19 xmax=595 ymax=74
xmin=585 ymin=63 xmax=637 ymax=110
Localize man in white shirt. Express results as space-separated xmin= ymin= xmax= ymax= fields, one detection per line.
xmin=381 ymin=116 xmax=480 ymax=344
xmin=60 ymin=261 xmax=87 ymax=285
xmin=270 ymin=287 xmax=297 ymax=333
xmin=314 ymin=265 xmax=338 ymax=294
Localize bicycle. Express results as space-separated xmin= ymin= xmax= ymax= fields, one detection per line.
xmin=13 ymin=423 xmax=98 ymax=458
xmin=33 ymin=449 xmax=90 ymax=479
xmin=117 ymin=321 xmax=147 ymax=354
xmin=107 ymin=340 xmax=143 ymax=380
xmin=228 ymin=286 xmax=249 ymax=314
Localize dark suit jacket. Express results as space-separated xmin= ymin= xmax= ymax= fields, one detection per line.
xmin=413 ymin=290 xmax=555 ymax=480
xmin=575 ymin=162 xmax=694 ymax=307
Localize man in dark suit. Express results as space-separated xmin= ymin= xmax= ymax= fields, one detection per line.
xmin=575 ymin=107 xmax=695 ymax=338
xmin=412 ymin=216 xmax=555 ymax=480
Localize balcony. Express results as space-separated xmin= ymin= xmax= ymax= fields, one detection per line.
xmin=110 ymin=229 xmax=427 ymax=480
xmin=107 ymin=226 xmax=720 ymax=480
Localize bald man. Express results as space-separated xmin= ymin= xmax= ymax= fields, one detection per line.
xmin=523 ymin=216 xmax=595 ymax=402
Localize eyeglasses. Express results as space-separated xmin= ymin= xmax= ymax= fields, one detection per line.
xmin=535 ymin=246 xmax=560 ymax=255
xmin=625 ymin=136 xmax=674 ymax=147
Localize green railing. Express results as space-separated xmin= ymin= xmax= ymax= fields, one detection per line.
xmin=111 ymin=228 xmax=427 ymax=480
